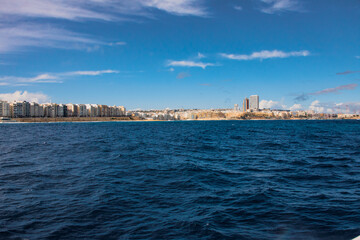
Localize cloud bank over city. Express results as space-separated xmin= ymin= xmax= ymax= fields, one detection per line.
xmin=0 ymin=91 xmax=50 ymax=103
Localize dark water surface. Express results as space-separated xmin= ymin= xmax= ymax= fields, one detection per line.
xmin=0 ymin=120 xmax=359 ymax=240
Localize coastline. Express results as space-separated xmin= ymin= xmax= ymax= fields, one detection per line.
xmin=1 ymin=117 xmax=359 ymax=123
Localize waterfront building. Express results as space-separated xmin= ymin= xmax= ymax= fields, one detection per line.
xmin=38 ymin=105 xmax=44 ymax=117
xmin=249 ymin=95 xmax=259 ymax=110
xmin=120 ymin=106 xmax=126 ymax=116
xmin=66 ymin=104 xmax=78 ymax=117
xmin=234 ymin=104 xmax=239 ymax=111
xmin=42 ymin=103 xmax=57 ymax=118
xmin=10 ymin=101 xmax=24 ymax=118
xmin=92 ymin=104 xmax=100 ymax=117
xmin=0 ymin=101 xmax=10 ymax=117
xmin=85 ymin=104 xmax=98 ymax=117
xmin=99 ymin=105 xmax=112 ymax=117
xmin=77 ymin=104 xmax=87 ymax=117
xmin=1 ymin=100 xmax=127 ymax=119
xmin=30 ymin=102 xmax=40 ymax=117
xmin=57 ymin=104 xmax=65 ymax=117
xmin=40 ymin=104 xmax=48 ymax=117
xmin=22 ymin=101 xmax=31 ymax=117
xmin=243 ymin=98 xmax=249 ymax=112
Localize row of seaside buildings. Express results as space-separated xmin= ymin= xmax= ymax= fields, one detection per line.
xmin=0 ymin=100 xmax=126 ymax=118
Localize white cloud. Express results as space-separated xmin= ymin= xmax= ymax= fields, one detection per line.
xmin=309 ymin=100 xmax=325 ymax=113
xmin=289 ymin=103 xmax=303 ymax=111
xmin=234 ymin=6 xmax=243 ymax=11
xmin=140 ymin=0 xmax=207 ymax=16
xmin=0 ymin=91 xmax=50 ymax=103
xmin=221 ymin=50 xmax=310 ymax=61
xmin=66 ymin=70 xmax=119 ymax=76
xmin=0 ymin=74 xmax=60 ymax=84
xmin=0 ymin=0 xmax=207 ymax=53
xmin=308 ymin=101 xmax=360 ymax=114
xmin=260 ymin=0 xmax=302 ymax=14
xmin=260 ymin=100 xmax=286 ymax=109
xmin=0 ymin=0 xmax=113 ymax=21
xmin=167 ymin=60 xmax=215 ymax=69
xmin=109 ymin=41 xmax=127 ymax=46
xmin=197 ymin=52 xmax=205 ymax=59
xmin=1 ymin=0 xmax=207 ymax=22
xmin=0 ymin=23 xmax=101 ymax=53
xmin=0 ymin=70 xmax=119 ymax=85
xmin=356 ymin=56 xmax=360 ymax=59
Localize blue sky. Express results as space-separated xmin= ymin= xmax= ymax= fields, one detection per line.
xmin=0 ymin=0 xmax=359 ymax=112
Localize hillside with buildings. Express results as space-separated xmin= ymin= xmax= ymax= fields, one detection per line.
xmin=1 ymin=95 xmax=359 ymax=122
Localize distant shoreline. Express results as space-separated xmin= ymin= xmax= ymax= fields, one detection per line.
xmin=1 ymin=117 xmax=359 ymax=123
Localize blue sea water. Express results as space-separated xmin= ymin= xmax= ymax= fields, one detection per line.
xmin=0 ymin=120 xmax=359 ymax=240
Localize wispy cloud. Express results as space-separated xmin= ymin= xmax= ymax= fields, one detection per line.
xmin=0 ymin=0 xmax=113 ymax=21
xmin=1 ymin=0 xmax=207 ymax=21
xmin=220 ymin=50 xmax=310 ymax=60
xmin=259 ymin=0 xmax=302 ymax=14
xmin=66 ymin=70 xmax=119 ymax=76
xmin=310 ymin=83 xmax=358 ymax=95
xmin=355 ymin=56 xmax=360 ymax=59
xmin=294 ymin=83 xmax=358 ymax=102
xmin=0 ymin=23 xmax=101 ymax=53
xmin=336 ymin=70 xmax=360 ymax=75
xmin=108 ymin=41 xmax=127 ymax=46
xmin=0 ymin=74 xmax=60 ymax=84
xmin=0 ymin=70 xmax=119 ymax=85
xmin=197 ymin=52 xmax=205 ymax=59
xmin=0 ymin=91 xmax=50 ymax=103
xmin=1 ymin=0 xmax=207 ymax=53
xmin=294 ymin=93 xmax=309 ymax=102
xmin=234 ymin=6 xmax=243 ymax=11
xmin=141 ymin=0 xmax=207 ymax=16
xmin=167 ymin=60 xmax=215 ymax=69
xmin=176 ymin=72 xmax=191 ymax=79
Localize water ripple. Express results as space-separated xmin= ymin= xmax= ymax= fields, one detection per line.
xmin=0 ymin=120 xmax=359 ymax=239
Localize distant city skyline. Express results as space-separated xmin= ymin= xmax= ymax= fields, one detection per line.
xmin=0 ymin=0 xmax=359 ymax=113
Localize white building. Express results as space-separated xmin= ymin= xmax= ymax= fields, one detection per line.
xmin=42 ymin=103 xmax=57 ymax=118
xmin=249 ymin=95 xmax=259 ymax=110
xmin=10 ymin=101 xmax=24 ymax=118
xmin=30 ymin=102 xmax=40 ymax=117
xmin=77 ymin=104 xmax=87 ymax=117
xmin=0 ymin=101 xmax=10 ymax=117
xmin=57 ymin=104 xmax=64 ymax=117
xmin=66 ymin=104 xmax=78 ymax=117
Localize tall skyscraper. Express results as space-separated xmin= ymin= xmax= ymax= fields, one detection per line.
xmin=249 ymin=95 xmax=259 ymax=110
xmin=243 ymin=98 xmax=249 ymax=112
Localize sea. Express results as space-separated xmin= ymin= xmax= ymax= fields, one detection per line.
xmin=0 ymin=120 xmax=359 ymax=240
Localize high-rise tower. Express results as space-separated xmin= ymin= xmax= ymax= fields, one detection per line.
xmin=249 ymin=95 xmax=259 ymax=110
xmin=243 ymin=98 xmax=249 ymax=112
